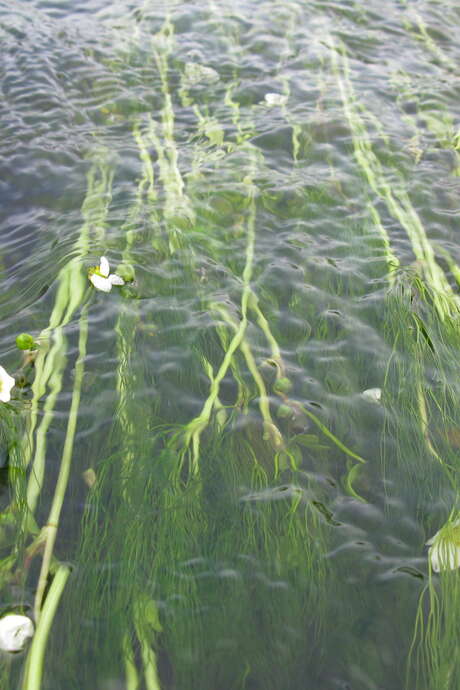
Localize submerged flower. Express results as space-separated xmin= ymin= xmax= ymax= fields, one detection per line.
xmin=0 ymin=614 xmax=34 ymax=652
xmin=88 ymin=256 xmax=125 ymax=293
xmin=184 ymin=62 xmax=219 ymax=87
xmin=264 ymin=92 xmax=288 ymax=107
xmin=362 ymin=387 xmax=382 ymax=403
xmin=0 ymin=366 xmax=15 ymax=403
xmin=426 ymin=519 xmax=460 ymax=573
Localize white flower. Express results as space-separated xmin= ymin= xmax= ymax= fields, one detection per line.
xmin=264 ymin=93 xmax=288 ymax=107
xmin=0 ymin=366 xmax=15 ymax=403
xmin=0 ymin=614 xmax=34 ymax=652
xmin=426 ymin=519 xmax=460 ymax=573
xmin=89 ymin=256 xmax=125 ymax=293
xmin=361 ymin=387 xmax=382 ymax=403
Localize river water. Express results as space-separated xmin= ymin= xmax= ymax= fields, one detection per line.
xmin=1 ymin=1 xmax=460 ymax=688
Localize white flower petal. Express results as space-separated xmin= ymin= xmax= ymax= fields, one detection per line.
xmin=90 ymin=273 xmax=113 ymax=292
xmin=109 ymin=273 xmax=125 ymax=286
xmin=429 ymin=541 xmax=460 ymax=573
xmin=264 ymin=92 xmax=288 ymax=107
xmin=0 ymin=365 xmax=15 ymax=403
xmin=362 ymin=388 xmax=382 ymax=403
xmin=0 ymin=614 xmax=34 ymax=652
xmin=99 ymin=256 xmax=110 ymax=278
xmin=427 ymin=519 xmax=460 ymax=572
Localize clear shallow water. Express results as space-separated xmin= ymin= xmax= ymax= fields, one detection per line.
xmin=1 ymin=1 xmax=460 ymax=688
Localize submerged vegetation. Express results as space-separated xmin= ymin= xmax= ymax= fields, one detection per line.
xmin=0 ymin=0 xmax=460 ymax=688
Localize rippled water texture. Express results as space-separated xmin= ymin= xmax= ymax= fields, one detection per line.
xmin=1 ymin=0 xmax=460 ymax=688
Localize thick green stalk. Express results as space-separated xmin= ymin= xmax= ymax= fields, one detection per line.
xmin=22 ymin=564 xmax=71 ymax=690
xmin=33 ymin=305 xmax=88 ymax=621
xmin=25 ymin=151 xmax=114 ymax=517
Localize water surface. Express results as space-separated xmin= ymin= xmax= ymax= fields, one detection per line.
xmin=1 ymin=1 xmax=460 ymax=688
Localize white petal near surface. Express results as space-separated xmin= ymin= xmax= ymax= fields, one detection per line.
xmin=99 ymin=256 xmax=110 ymax=277
xmin=109 ymin=274 xmax=125 ymax=286
xmin=0 ymin=365 xmax=15 ymax=403
xmin=427 ymin=519 xmax=460 ymax=573
xmin=0 ymin=614 xmax=34 ymax=653
xmin=89 ymin=273 xmax=113 ymax=292
xmin=362 ymin=388 xmax=382 ymax=403
xmin=264 ymin=93 xmax=288 ymax=107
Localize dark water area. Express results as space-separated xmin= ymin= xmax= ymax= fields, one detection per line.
xmin=1 ymin=1 xmax=460 ymax=688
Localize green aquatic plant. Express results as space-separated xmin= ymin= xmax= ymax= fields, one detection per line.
xmin=22 ymin=564 xmax=71 ymax=690
xmin=32 ymin=304 xmax=89 ymax=621
xmin=6 ymin=3 xmax=460 ymax=689
xmin=330 ymin=36 xmax=460 ymax=320
xmin=0 ymin=146 xmax=119 ymax=689
xmin=24 ymin=148 xmax=115 ymax=519
xmin=40 ymin=10 xmax=371 ymax=689
xmin=408 ymin=524 xmax=460 ymax=689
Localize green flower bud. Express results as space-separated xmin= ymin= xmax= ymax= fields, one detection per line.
xmin=115 ymin=263 xmax=135 ymax=283
xmin=276 ymin=404 xmax=294 ymax=419
xmin=16 ymin=333 xmax=37 ymax=351
xmin=273 ymin=377 xmax=293 ymax=394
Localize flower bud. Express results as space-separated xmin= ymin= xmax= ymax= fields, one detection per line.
xmin=15 ymin=333 xmax=36 ymax=351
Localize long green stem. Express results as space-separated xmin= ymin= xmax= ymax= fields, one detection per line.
xmin=25 ymin=150 xmax=113 ymax=518
xmin=22 ymin=564 xmax=71 ymax=690
xmin=215 ymin=304 xmax=283 ymax=450
xmin=182 ymin=163 xmax=257 ymax=474
xmin=330 ymin=37 xmax=460 ymax=318
xmin=33 ymin=305 xmax=89 ymax=621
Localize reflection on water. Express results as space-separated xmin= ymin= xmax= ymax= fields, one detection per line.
xmin=1 ymin=0 xmax=460 ymax=688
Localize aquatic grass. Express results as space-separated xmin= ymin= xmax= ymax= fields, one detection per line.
xmin=0 ymin=401 xmax=29 ymax=592
xmin=213 ymin=302 xmax=283 ymax=452
xmin=9 ymin=3 xmax=460 ymax=688
xmin=173 ymin=13 xmax=370 ymax=498
xmin=193 ymin=432 xmax=334 ymax=688
xmin=5 ymin=146 xmax=117 ymax=688
xmin=177 ymin=153 xmax=281 ymax=477
xmin=408 ymin=558 xmax=460 ymax=689
xmin=45 ymin=10 xmax=359 ymax=688
xmin=52 ymin=52 xmax=171 ymax=680
xmin=150 ymin=18 xmax=195 ymax=251
xmin=24 ymin=149 xmax=115 ymax=518
xmin=330 ymin=37 xmax=460 ymax=319
xmin=403 ymin=8 xmax=457 ymax=73
xmin=379 ymin=268 xmax=460 ymax=686
xmin=0 ymin=149 xmax=114 ymax=638
xmin=389 ymin=68 xmax=460 ymax=177
xmin=382 ymin=277 xmax=455 ymax=490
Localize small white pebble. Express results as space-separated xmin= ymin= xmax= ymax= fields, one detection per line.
xmin=0 ymin=614 xmax=34 ymax=653
xmin=264 ymin=92 xmax=288 ymax=107
xmin=361 ymin=387 xmax=382 ymax=403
